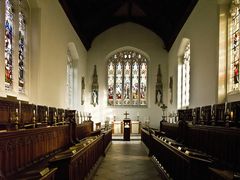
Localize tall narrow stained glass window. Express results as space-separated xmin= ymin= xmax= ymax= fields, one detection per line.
xmin=230 ymin=4 xmax=240 ymax=91
xmin=5 ymin=0 xmax=14 ymax=90
xmin=115 ymin=59 xmax=123 ymax=105
xmin=107 ymin=50 xmax=148 ymax=106
xmin=182 ymin=43 xmax=190 ymax=107
xmin=18 ymin=8 xmax=26 ymax=92
xmin=107 ymin=60 xmax=115 ymax=105
xmin=178 ymin=41 xmax=190 ymax=109
xmin=123 ymin=59 xmax=131 ymax=105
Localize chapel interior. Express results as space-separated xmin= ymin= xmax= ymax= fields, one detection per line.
xmin=0 ymin=0 xmax=239 ymax=179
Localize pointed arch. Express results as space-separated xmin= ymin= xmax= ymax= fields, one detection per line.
xmin=106 ymin=46 xmax=149 ymax=106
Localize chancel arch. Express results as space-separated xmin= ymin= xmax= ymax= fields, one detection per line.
xmin=106 ymin=46 xmax=149 ymax=107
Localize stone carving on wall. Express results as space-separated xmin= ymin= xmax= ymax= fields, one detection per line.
xmin=91 ymin=65 xmax=99 ymax=107
xmin=155 ymin=64 xmax=163 ymax=106
xmin=81 ymin=77 xmax=85 ymax=105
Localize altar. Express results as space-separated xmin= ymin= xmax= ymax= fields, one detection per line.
xmin=111 ymin=111 xmax=141 ymax=135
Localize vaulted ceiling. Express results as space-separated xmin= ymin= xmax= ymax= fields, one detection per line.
xmin=59 ymin=0 xmax=198 ymax=51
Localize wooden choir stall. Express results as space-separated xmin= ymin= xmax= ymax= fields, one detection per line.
xmin=0 ymin=99 xmax=112 ymax=180
xmin=142 ymin=100 xmax=240 ymax=180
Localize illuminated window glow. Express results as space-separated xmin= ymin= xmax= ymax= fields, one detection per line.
xmin=178 ymin=42 xmax=190 ymax=109
xmin=107 ymin=50 xmax=148 ymax=106
xmin=5 ymin=0 xmax=14 ymax=90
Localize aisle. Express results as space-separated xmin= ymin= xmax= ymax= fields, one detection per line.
xmin=92 ymin=141 xmax=161 ymax=180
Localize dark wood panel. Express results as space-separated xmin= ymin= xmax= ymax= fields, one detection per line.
xmin=0 ymin=126 xmax=70 ymax=178
xmin=49 ymin=135 xmax=105 ymax=180
xmin=76 ymin=121 xmax=93 ymax=140
xmin=37 ymin=105 xmax=48 ymax=125
xmin=157 ymin=122 xmax=240 ymax=177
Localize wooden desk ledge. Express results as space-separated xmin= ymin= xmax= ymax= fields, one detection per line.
xmin=209 ymin=167 xmax=240 ymax=180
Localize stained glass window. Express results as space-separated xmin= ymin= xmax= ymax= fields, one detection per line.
xmin=18 ymin=10 xmax=26 ymax=92
xmin=115 ymin=60 xmax=123 ymax=105
xmin=5 ymin=0 xmax=14 ymax=90
xmin=107 ymin=60 xmax=115 ymax=106
xmin=132 ymin=60 xmax=139 ymax=105
xmin=178 ymin=41 xmax=190 ymax=109
xmin=140 ymin=59 xmax=147 ymax=105
xmin=123 ymin=60 xmax=131 ymax=105
xmin=107 ymin=50 xmax=148 ymax=106
xmin=230 ymin=5 xmax=240 ymax=91
xmin=182 ymin=42 xmax=190 ymax=107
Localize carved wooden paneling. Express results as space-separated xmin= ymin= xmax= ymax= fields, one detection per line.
xmin=158 ymin=122 xmax=240 ymax=174
xmin=37 ymin=105 xmax=48 ymax=124
xmin=57 ymin=108 xmax=65 ymax=123
xmin=0 ymin=100 xmax=18 ymax=130
xmin=229 ymin=101 xmax=240 ymax=127
xmin=0 ymin=100 xmax=11 ymax=129
xmin=178 ymin=110 xmax=185 ymax=121
xmin=200 ymin=105 xmax=211 ymax=125
xmin=160 ymin=121 xmax=178 ymax=140
xmin=151 ymin=134 xmax=211 ymax=180
xmin=76 ymin=121 xmax=93 ymax=140
xmin=215 ymin=103 xmax=225 ymax=126
xmin=185 ymin=109 xmax=193 ymax=122
xmin=49 ymin=107 xmax=57 ymax=125
xmin=49 ymin=135 xmax=104 ymax=180
xmin=20 ymin=103 xmax=34 ymax=127
xmin=193 ymin=107 xmax=200 ymax=124
xmin=0 ymin=126 xmax=70 ymax=178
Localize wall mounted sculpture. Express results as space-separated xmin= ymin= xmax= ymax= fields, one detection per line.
xmin=81 ymin=77 xmax=85 ymax=105
xmin=155 ymin=64 xmax=163 ymax=106
xmin=91 ymin=65 xmax=99 ymax=107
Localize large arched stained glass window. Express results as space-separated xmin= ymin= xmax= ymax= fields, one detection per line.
xmin=230 ymin=2 xmax=240 ymax=92
xmin=18 ymin=7 xmax=26 ymax=93
xmin=107 ymin=50 xmax=148 ymax=106
xmin=5 ymin=0 xmax=14 ymax=90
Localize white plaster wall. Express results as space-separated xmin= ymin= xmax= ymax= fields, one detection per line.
xmin=168 ymin=0 xmax=219 ymax=112
xmin=29 ymin=0 xmax=87 ymax=110
xmin=86 ymin=22 xmax=168 ymax=129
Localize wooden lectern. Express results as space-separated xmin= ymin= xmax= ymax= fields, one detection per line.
xmin=123 ymin=111 xmax=131 ymax=141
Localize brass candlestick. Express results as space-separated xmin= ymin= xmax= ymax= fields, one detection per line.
xmin=62 ymin=112 xmax=65 ymax=124
xmin=45 ymin=111 xmax=48 ymax=124
xmin=54 ymin=112 xmax=57 ymax=126
xmin=33 ymin=110 xmax=36 ymax=128
xmin=15 ymin=109 xmax=19 ymax=130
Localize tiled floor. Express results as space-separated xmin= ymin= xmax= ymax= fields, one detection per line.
xmin=92 ymin=141 xmax=161 ymax=180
